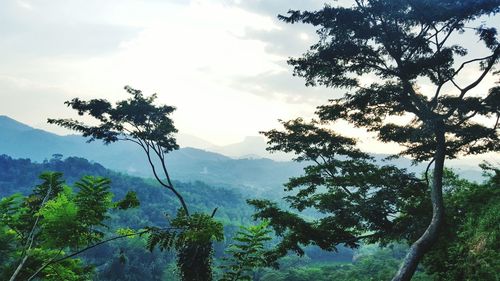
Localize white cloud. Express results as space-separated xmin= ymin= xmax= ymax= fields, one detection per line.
xmin=0 ymin=0 xmax=320 ymax=146
xmin=0 ymin=0 xmax=498 ymax=156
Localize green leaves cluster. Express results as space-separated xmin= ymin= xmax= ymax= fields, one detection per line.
xmin=423 ymin=165 xmax=500 ymax=280
xmin=0 ymin=172 xmax=139 ymax=280
xmin=257 ymin=245 xmax=432 ymax=281
xmin=253 ymin=119 xmax=428 ymax=258
xmin=145 ymin=210 xmax=224 ymax=281
xmin=220 ymin=221 xmax=272 ymax=281
xmin=146 ymin=210 xmax=224 ymax=252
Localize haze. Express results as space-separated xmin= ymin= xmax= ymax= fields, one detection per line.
xmin=0 ymin=0 xmax=498 ymax=160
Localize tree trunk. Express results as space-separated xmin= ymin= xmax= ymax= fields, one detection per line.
xmin=177 ymin=242 xmax=213 ymax=281
xmin=392 ymin=128 xmax=446 ymax=281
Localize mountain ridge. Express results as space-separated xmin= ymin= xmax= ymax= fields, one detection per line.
xmin=0 ymin=116 xmax=305 ymax=193
xmin=0 ymin=116 xmax=487 ymax=185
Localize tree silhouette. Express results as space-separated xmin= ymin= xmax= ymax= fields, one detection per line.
xmin=48 ymin=86 xmax=223 ymax=281
xmin=255 ymin=1 xmax=500 ymax=280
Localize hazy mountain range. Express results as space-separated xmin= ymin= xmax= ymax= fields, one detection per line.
xmin=177 ymin=134 xmax=293 ymax=161
xmin=0 ymin=115 xmax=303 ymax=195
xmin=0 ymin=115 xmax=490 ymax=191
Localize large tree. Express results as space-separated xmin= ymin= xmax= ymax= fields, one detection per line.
xmin=253 ymin=1 xmax=500 ymax=280
xmin=48 ymin=86 xmax=223 ymax=281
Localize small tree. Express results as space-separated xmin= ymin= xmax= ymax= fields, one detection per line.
xmin=220 ymin=221 xmax=272 ymax=281
xmin=253 ymin=1 xmax=500 ymax=280
xmin=48 ymin=86 xmax=223 ymax=281
xmin=1 ymin=172 xmax=137 ymax=280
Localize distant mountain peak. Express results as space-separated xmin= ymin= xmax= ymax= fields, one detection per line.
xmin=242 ymin=135 xmax=266 ymax=142
xmin=0 ymin=115 xmax=34 ymax=132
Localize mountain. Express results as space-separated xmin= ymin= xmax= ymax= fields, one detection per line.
xmin=0 ymin=116 xmax=487 ymax=189
xmin=0 ymin=115 xmax=34 ymax=132
xmin=0 ymin=116 xmax=304 ymax=194
xmin=209 ymin=136 xmax=293 ymax=161
xmin=176 ymin=133 xmax=216 ymax=150
xmin=177 ymin=134 xmax=293 ymax=161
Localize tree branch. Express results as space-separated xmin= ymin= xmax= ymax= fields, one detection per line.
xmin=153 ymin=142 xmax=190 ymax=216
xmin=424 ymin=158 xmax=435 ymax=188
xmin=446 ymin=46 xmax=500 ymax=116
xmin=10 ymin=179 xmax=55 ymax=281
xmin=27 ymin=227 xmax=178 ymax=281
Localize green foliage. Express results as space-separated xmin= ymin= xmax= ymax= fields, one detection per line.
xmin=37 ymin=190 xmax=80 ymax=248
xmin=145 ymin=210 xmax=224 ymax=252
xmin=423 ymin=165 xmax=500 ymax=280
xmin=74 ymin=177 xmax=114 ymax=243
xmin=0 ymin=172 xmax=138 ymax=280
xmin=252 ymin=119 xmax=428 ymax=259
xmin=145 ymin=210 xmax=224 ymax=281
xmin=257 ymin=245 xmax=431 ymax=281
xmin=0 ymin=155 xmax=261 ymax=280
xmin=220 ymin=221 xmax=272 ymax=281
xmin=23 ymin=248 xmax=94 ymax=281
xmin=115 ymin=191 xmax=140 ymax=210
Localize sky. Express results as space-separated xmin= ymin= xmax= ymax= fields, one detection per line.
xmin=0 ymin=0 xmax=499 ymax=158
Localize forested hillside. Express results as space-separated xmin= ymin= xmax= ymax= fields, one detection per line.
xmin=2 ymin=154 xmax=497 ymax=280
xmin=0 ymin=116 xmax=306 ymax=194
xmin=0 ymin=155 xmax=353 ymax=280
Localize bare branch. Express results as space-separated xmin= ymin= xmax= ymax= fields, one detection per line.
xmin=452 ymin=54 xmax=496 ymax=77
xmin=151 ymin=141 xmax=190 ymax=216
xmin=210 ymin=208 xmax=218 ymax=218
xmin=445 ymin=46 xmax=500 ymax=117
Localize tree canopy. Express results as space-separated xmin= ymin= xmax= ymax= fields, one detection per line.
xmin=254 ymin=0 xmax=500 ymax=280
xmin=48 ymin=86 xmax=225 ymax=281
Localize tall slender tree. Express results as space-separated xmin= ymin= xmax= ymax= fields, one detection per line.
xmin=255 ymin=1 xmax=499 ymax=280
xmin=48 ymin=86 xmax=223 ymax=281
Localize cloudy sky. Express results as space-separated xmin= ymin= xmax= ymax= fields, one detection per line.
xmin=0 ymin=0 xmax=498 ymax=157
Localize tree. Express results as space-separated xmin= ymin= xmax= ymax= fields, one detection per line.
xmin=1 ymin=172 xmax=138 ymax=280
xmin=220 ymin=221 xmax=272 ymax=281
xmin=250 ymin=119 xmax=430 ymax=269
xmin=48 ymin=86 xmax=223 ymax=281
xmin=253 ymin=1 xmax=500 ymax=280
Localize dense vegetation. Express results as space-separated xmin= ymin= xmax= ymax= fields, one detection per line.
xmin=0 ymin=171 xmax=138 ymax=280
xmin=0 ymin=155 xmax=347 ymax=280
xmin=0 ymin=155 xmax=254 ymax=280
xmin=1 ymin=154 xmax=498 ymax=280
xmin=422 ymin=166 xmax=500 ymax=280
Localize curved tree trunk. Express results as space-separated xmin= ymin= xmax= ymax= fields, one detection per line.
xmin=392 ymin=129 xmax=446 ymax=281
